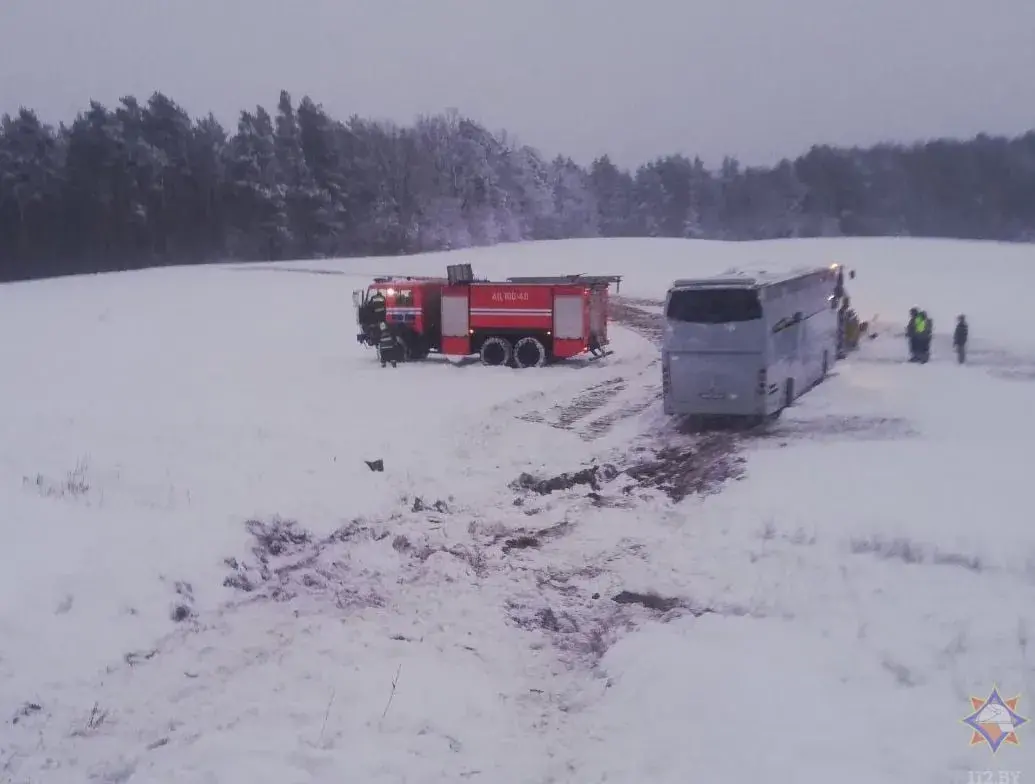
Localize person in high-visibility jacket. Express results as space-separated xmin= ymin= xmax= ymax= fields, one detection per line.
xmin=913 ymin=310 xmax=932 ymax=363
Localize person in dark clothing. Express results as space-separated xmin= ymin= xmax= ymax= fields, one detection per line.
xmin=358 ymin=290 xmax=388 ymax=346
xmin=906 ymin=307 xmax=919 ymax=361
xmin=378 ymin=322 xmax=401 ymax=368
xmin=953 ymin=315 xmax=968 ymax=364
xmin=369 ymin=291 xmax=387 ymax=323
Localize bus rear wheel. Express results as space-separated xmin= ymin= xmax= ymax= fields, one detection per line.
xmin=514 ymin=336 xmax=547 ymax=368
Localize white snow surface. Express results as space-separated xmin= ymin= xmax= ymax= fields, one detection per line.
xmin=2 ymin=237 xmax=1034 ymax=782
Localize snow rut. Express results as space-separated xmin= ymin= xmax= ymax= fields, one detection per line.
xmin=517 ymin=377 xmax=628 ymax=431
xmin=516 ymin=298 xmax=665 ymax=440
xmin=609 ymin=297 xmax=664 ymax=344
xmin=579 ymin=387 xmax=663 ymax=441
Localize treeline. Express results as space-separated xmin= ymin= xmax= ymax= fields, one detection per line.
xmin=2 ymin=90 xmax=1035 ymax=282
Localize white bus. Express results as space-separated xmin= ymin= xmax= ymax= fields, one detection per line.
xmin=661 ymin=264 xmax=841 ymax=422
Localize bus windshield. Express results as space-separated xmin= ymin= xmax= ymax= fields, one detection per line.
xmin=666 ymin=288 xmax=763 ymax=324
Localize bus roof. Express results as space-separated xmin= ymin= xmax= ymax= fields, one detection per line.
xmin=669 ymin=264 xmax=838 ymax=291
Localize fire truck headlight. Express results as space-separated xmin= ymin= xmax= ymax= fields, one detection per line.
xmin=386 ymin=288 xmax=395 ymax=296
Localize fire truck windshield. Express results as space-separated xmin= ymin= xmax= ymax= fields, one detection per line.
xmin=370 ymin=287 xmax=415 ymax=306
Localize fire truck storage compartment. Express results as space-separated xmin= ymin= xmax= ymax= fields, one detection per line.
xmin=440 ymin=289 xmax=471 ymax=356
xmin=552 ymin=293 xmax=587 ymax=359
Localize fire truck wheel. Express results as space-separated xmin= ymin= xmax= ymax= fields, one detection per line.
xmin=513 ymin=336 xmax=547 ymax=368
xmin=479 ymin=336 xmax=513 ymax=367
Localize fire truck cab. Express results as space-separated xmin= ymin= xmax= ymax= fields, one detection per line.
xmin=355 ymin=275 xmax=446 ymax=360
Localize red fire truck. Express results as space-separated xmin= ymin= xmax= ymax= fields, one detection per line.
xmin=354 ymin=264 xmax=622 ymax=367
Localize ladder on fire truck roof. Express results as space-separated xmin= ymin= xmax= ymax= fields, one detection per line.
xmin=372 ymin=275 xmax=444 ymax=283
xmin=505 ymin=274 xmax=623 ymax=292
xmin=443 ymin=264 xmax=622 ymax=290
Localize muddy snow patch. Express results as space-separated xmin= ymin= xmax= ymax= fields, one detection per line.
xmin=510 ymin=464 xmax=620 ymax=497
xmin=621 ymin=434 xmax=747 ymax=501
xmin=221 ymin=507 xmax=483 ymax=604
xmin=510 ymin=431 xmax=745 ymax=505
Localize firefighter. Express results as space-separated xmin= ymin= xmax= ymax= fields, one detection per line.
xmin=369 ymin=290 xmax=387 ymax=324
xmin=953 ymin=314 xmax=968 ymax=364
xmin=378 ymin=322 xmax=400 ymax=368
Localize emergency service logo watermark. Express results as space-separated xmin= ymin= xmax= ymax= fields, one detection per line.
xmin=962 ymin=686 xmax=1027 ymax=753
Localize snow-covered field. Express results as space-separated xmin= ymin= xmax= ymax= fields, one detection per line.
xmin=2 ymin=237 xmax=1034 ymax=783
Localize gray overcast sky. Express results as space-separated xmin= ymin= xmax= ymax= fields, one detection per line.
xmin=2 ymin=0 xmax=1034 ymax=168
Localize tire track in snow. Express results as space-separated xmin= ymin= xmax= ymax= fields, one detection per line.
xmin=515 ymin=298 xmax=664 ymax=439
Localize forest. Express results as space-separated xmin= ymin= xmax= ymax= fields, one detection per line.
xmin=2 ymin=90 xmax=1034 ymax=282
